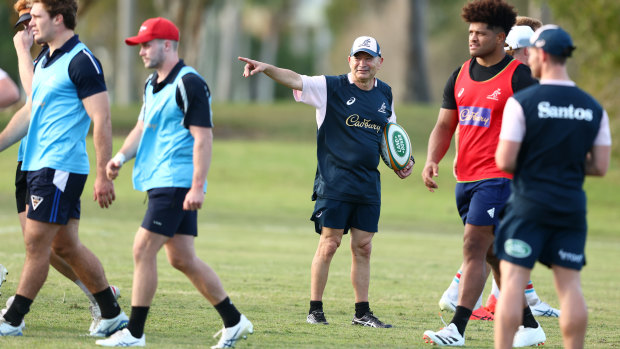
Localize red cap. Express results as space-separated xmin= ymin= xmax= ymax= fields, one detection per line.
xmin=125 ymin=17 xmax=179 ymax=46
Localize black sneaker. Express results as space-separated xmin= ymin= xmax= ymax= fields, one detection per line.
xmin=351 ymin=311 xmax=392 ymax=328
xmin=306 ymin=310 xmax=329 ymax=325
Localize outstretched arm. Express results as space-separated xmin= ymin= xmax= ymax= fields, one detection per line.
xmin=238 ymin=56 xmax=303 ymax=90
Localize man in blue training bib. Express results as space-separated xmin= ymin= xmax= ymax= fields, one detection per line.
xmin=239 ymin=36 xmax=414 ymax=328
xmin=99 ymin=17 xmax=253 ymax=349
xmin=0 ymin=0 xmax=127 ymax=338
xmin=494 ymin=25 xmax=612 ymax=349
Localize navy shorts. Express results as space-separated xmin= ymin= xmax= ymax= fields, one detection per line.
xmin=26 ymin=168 xmax=86 ymax=224
xmin=455 ymin=178 xmax=511 ymax=228
xmin=142 ymin=187 xmax=197 ymax=237
xmin=495 ymin=203 xmax=587 ymax=270
xmin=15 ymin=161 xmax=28 ymax=213
xmin=310 ymin=198 xmax=380 ymax=235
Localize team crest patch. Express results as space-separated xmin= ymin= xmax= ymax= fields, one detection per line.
xmin=487 ymin=88 xmax=501 ymax=101
xmin=487 ymin=207 xmax=495 ymax=218
xmin=504 ymin=239 xmax=532 ymax=259
xmin=31 ymin=195 xmax=44 ymax=211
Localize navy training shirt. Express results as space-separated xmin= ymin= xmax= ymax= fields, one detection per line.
xmin=296 ymin=74 xmax=395 ymax=204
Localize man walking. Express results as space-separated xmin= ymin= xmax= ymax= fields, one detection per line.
xmin=421 ymin=0 xmax=543 ymax=346
xmin=97 ymin=17 xmax=253 ymax=348
xmin=494 ymin=25 xmax=611 ymax=349
xmin=0 ymin=0 xmax=127 ymax=338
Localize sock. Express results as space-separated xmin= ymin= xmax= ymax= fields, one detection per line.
xmin=309 ymin=300 xmax=323 ymax=313
xmin=491 ymin=278 xmax=501 ymax=298
xmin=74 ymin=280 xmax=97 ymax=305
xmin=93 ymin=288 xmax=121 ymax=319
xmin=2 ymin=294 xmax=32 ymax=327
xmin=522 ymin=306 xmax=538 ymax=328
xmin=524 ymin=280 xmax=540 ymax=306
xmin=127 ymin=306 xmax=149 ymax=338
xmin=214 ymin=297 xmax=241 ymax=328
xmin=355 ymin=302 xmax=370 ymax=318
xmin=446 ymin=269 xmax=462 ymax=299
xmin=450 ymin=306 xmax=472 ymax=336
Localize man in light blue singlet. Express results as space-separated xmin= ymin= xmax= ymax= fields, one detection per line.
xmin=0 ymin=0 xmax=127 ymax=338
xmin=98 ymin=17 xmax=253 ymax=348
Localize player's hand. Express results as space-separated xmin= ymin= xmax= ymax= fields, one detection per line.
xmin=395 ymin=157 xmax=415 ymax=179
xmin=183 ymin=188 xmax=204 ymax=211
xmin=422 ymin=161 xmax=439 ymax=192
xmin=93 ymin=176 xmax=115 ymax=208
xmin=238 ymin=56 xmax=268 ymax=77
xmin=13 ymin=27 xmax=34 ymax=53
xmin=106 ymin=159 xmax=122 ymax=180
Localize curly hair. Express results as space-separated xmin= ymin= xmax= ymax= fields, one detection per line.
xmin=516 ymin=16 xmax=542 ymax=31
xmin=461 ymin=0 xmax=517 ymax=35
xmin=14 ymin=0 xmax=32 ymax=13
xmin=32 ymin=0 xmax=78 ymax=30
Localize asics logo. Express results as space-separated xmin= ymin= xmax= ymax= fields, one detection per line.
xmin=346 ymin=97 xmax=356 ymax=105
xmin=315 ymin=211 xmax=323 ymax=218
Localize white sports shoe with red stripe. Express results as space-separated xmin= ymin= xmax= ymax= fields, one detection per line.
xmin=89 ymin=285 xmax=121 ymax=334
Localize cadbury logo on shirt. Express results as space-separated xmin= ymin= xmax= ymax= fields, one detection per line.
xmin=345 ymin=114 xmax=382 ymax=133
xmin=458 ymin=106 xmax=491 ymax=127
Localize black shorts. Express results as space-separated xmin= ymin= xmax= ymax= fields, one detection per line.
xmin=15 ymin=161 xmax=28 ymax=213
xmin=495 ymin=203 xmax=587 ymax=270
xmin=310 ymin=198 xmax=380 ymax=235
xmin=141 ymin=187 xmax=198 ymax=237
xmin=26 ymin=168 xmax=86 ymax=224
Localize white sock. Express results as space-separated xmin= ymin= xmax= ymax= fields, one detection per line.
xmin=491 ymin=278 xmax=500 ymax=298
xmin=444 ymin=269 xmax=462 ymax=300
xmin=75 ymin=280 xmax=97 ymax=305
xmin=524 ymin=280 xmax=540 ymax=306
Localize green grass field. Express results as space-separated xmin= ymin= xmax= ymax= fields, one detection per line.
xmin=0 ymin=103 xmax=619 ymax=348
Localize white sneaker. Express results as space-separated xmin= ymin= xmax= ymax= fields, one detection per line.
xmin=0 ymin=264 xmax=7 ymax=295
xmin=211 ymin=314 xmax=253 ymax=348
xmin=96 ymin=328 xmax=145 ymax=347
xmin=438 ymin=291 xmax=457 ymax=312
xmin=0 ymin=316 xmax=24 ymax=336
xmin=89 ymin=285 xmax=122 ymax=333
xmin=90 ymin=311 xmax=128 ymax=337
xmin=513 ymin=323 xmax=546 ymax=347
xmin=529 ymin=301 xmax=560 ymax=317
xmin=423 ymin=323 xmax=465 ymax=346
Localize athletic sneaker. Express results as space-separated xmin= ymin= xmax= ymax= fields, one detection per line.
xmin=96 ymin=328 xmax=145 ymax=347
xmin=90 ymin=311 xmax=128 ymax=337
xmin=0 ymin=316 xmax=24 ymax=336
xmin=351 ymin=311 xmax=392 ymax=328
xmin=529 ymin=301 xmax=560 ymax=317
xmin=438 ymin=291 xmax=457 ymax=312
xmin=513 ymin=323 xmax=546 ymax=347
xmin=211 ymin=314 xmax=253 ymax=348
xmin=423 ymin=323 xmax=464 ymax=346
xmin=0 ymin=264 xmax=7 ymax=295
xmin=307 ymin=310 xmax=329 ymax=325
xmin=470 ymin=306 xmax=494 ymax=321
xmin=89 ymin=285 xmax=121 ymax=333
xmin=485 ymin=293 xmax=498 ymax=314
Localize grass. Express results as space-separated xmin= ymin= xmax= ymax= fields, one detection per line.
xmin=0 ymin=103 xmax=619 ymax=348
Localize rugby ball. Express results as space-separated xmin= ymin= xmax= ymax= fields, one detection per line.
xmin=380 ymin=122 xmax=412 ymax=170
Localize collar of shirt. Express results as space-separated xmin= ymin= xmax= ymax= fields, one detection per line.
xmin=43 ymin=35 xmax=80 ymax=68
xmin=150 ymin=59 xmax=186 ymax=93
xmin=540 ymin=79 xmax=576 ymax=86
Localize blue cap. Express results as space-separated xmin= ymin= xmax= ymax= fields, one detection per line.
xmin=529 ymin=24 xmax=576 ymax=57
xmin=350 ymin=36 xmax=381 ymax=57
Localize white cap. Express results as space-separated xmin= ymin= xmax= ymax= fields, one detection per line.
xmin=505 ymin=25 xmax=535 ymax=51
xmin=350 ymin=36 xmax=381 ymax=57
